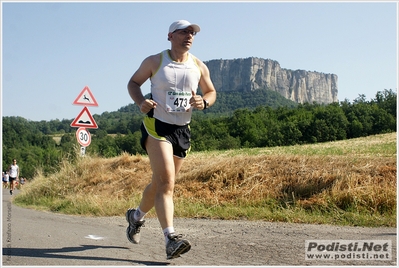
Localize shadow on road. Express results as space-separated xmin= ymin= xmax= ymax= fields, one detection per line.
xmin=132 ymin=260 xmax=171 ymax=266
xmin=3 ymin=244 xmax=171 ymax=266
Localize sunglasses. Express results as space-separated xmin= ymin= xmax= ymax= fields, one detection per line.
xmin=173 ymin=29 xmax=197 ymax=36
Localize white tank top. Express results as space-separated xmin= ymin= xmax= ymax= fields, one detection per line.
xmin=9 ymin=164 xmax=18 ymax=178
xmin=150 ymin=50 xmax=201 ymax=125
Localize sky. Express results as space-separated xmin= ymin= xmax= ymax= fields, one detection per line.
xmin=1 ymin=0 xmax=398 ymax=122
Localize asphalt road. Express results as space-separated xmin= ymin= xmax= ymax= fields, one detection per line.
xmin=2 ymin=188 xmax=397 ymax=266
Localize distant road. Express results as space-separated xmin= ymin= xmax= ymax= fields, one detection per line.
xmin=2 ymin=188 xmax=397 ymax=266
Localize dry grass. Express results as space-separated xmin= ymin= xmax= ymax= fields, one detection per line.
xmin=177 ymin=154 xmax=396 ymax=212
xmin=14 ymin=133 xmax=397 ymax=227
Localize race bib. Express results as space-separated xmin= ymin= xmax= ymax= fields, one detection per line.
xmin=165 ymin=91 xmax=192 ymax=112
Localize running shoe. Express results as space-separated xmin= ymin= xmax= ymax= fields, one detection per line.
xmin=166 ymin=233 xmax=191 ymax=259
xmin=125 ymin=208 xmax=145 ymax=244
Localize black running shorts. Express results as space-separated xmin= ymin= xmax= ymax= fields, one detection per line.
xmin=140 ymin=116 xmax=191 ymax=158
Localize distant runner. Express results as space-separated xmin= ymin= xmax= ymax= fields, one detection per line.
xmin=8 ymin=159 xmax=19 ymax=195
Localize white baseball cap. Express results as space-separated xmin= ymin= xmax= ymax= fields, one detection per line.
xmin=169 ymin=20 xmax=201 ymax=33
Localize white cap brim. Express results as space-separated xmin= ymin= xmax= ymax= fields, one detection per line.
xmin=169 ymin=20 xmax=201 ymax=33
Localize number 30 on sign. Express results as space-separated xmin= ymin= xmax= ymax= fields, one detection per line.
xmin=76 ymin=127 xmax=91 ymax=147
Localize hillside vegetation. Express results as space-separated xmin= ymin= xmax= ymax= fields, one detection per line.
xmin=14 ymin=132 xmax=396 ymax=227
xmin=3 ymin=89 xmax=396 ymax=179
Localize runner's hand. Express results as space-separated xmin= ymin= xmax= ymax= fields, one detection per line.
xmin=190 ymin=90 xmax=204 ymax=110
xmin=140 ymin=99 xmax=157 ymax=113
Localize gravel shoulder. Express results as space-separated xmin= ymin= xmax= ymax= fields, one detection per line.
xmin=2 ymin=188 xmax=397 ymax=266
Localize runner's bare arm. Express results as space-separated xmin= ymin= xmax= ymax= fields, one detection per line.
xmin=127 ymin=54 xmax=160 ymax=113
xmin=197 ymin=58 xmax=217 ymax=108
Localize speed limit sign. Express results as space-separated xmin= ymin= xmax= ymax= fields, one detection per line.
xmin=76 ymin=127 xmax=91 ymax=147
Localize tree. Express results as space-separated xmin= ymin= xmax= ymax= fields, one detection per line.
xmin=373 ymin=89 xmax=396 ymax=119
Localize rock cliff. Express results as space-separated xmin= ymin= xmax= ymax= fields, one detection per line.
xmin=204 ymin=57 xmax=338 ymax=104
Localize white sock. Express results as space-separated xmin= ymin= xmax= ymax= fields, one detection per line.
xmin=163 ymin=227 xmax=175 ymax=245
xmin=133 ymin=207 xmax=146 ymax=222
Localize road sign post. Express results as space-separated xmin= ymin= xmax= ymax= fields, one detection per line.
xmin=71 ymin=86 xmax=99 ymax=155
xmin=80 ymin=146 xmax=86 ymax=156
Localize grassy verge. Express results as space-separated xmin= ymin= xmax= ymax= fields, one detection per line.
xmin=13 ymin=133 xmax=397 ymax=227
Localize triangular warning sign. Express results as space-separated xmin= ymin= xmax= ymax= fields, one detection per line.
xmin=70 ymin=106 xmax=98 ymax=129
xmin=73 ymin=86 xmax=99 ymax=106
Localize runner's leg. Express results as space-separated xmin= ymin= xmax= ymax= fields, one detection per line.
xmin=140 ymin=136 xmax=184 ymax=229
